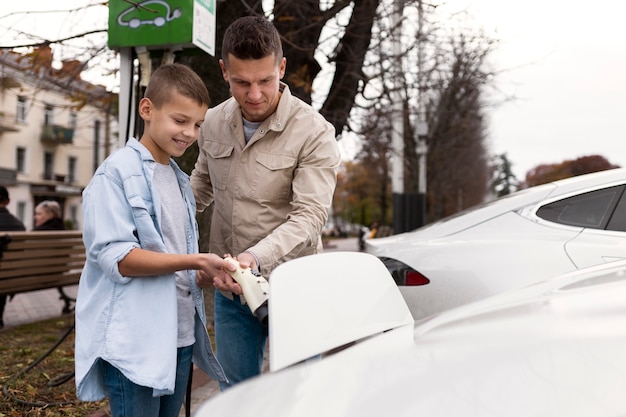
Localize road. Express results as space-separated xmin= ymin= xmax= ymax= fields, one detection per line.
xmin=323 ymin=237 xmax=360 ymax=253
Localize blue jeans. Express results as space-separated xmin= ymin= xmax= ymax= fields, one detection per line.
xmin=214 ymin=291 xmax=268 ymax=390
xmin=101 ymin=345 xmax=193 ymax=417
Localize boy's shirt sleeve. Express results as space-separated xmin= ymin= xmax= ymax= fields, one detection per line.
xmin=82 ymin=171 xmax=142 ymax=285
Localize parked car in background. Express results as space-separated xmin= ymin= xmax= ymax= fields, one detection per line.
xmin=196 ymin=252 xmax=626 ymax=417
xmin=365 ymin=168 xmax=626 ymax=319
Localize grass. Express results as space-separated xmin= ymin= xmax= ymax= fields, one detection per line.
xmin=0 ymin=316 xmax=108 ymax=417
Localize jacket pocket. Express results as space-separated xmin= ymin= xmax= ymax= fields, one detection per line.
xmin=127 ymin=194 xmax=162 ymax=250
xmin=254 ymin=153 xmax=296 ymax=199
xmin=206 ymin=141 xmax=234 ymax=191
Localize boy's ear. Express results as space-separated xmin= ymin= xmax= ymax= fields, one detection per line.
xmin=138 ymin=98 xmax=153 ymax=120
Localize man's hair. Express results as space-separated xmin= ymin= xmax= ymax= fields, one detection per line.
xmin=144 ymin=63 xmax=210 ymax=108
xmin=221 ymin=16 xmax=283 ymax=67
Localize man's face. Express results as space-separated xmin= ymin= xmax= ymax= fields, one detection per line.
xmin=220 ymin=53 xmax=286 ymax=122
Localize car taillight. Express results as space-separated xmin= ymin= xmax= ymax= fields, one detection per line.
xmin=404 ymin=270 xmax=430 ymax=286
xmin=379 ymin=257 xmax=431 ymax=286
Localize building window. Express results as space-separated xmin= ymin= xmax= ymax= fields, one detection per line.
xmin=16 ymin=147 xmax=26 ymax=173
xmin=69 ymin=112 xmax=77 ymax=130
xmin=68 ymin=156 xmax=77 ymax=183
xmin=17 ymin=202 xmax=27 ymax=224
xmin=44 ymin=104 xmax=54 ymax=126
xmin=44 ymin=152 xmax=54 ymax=180
xmin=17 ymin=96 xmax=27 ymax=123
xmin=69 ymin=205 xmax=78 ymax=229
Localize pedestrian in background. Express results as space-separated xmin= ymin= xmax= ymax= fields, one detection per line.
xmin=0 ymin=185 xmax=26 ymax=328
xmin=0 ymin=186 xmax=26 ymax=232
xmin=33 ymin=200 xmax=65 ymax=230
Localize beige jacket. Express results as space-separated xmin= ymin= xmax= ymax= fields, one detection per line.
xmin=190 ymin=84 xmax=341 ymax=278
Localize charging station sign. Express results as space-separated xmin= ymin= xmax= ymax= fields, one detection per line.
xmin=108 ymin=0 xmax=216 ymax=56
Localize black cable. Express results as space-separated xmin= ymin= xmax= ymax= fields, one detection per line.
xmin=2 ymin=321 xmax=77 ymax=407
xmin=185 ymin=361 xmax=194 ymax=417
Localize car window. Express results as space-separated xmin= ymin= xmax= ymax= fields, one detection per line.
xmin=536 ymin=185 xmax=625 ymax=229
xmin=606 ymin=189 xmax=626 ymax=232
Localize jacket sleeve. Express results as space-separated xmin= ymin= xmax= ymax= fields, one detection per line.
xmin=249 ymin=121 xmax=341 ymax=271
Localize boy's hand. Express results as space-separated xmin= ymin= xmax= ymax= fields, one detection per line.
xmin=195 ymin=254 xmax=241 ymax=294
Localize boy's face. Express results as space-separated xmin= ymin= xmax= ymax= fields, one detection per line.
xmin=220 ymin=53 xmax=286 ymax=122
xmin=138 ymin=91 xmax=208 ymax=164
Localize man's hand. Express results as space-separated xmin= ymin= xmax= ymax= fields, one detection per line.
xmin=223 ymin=256 xmax=270 ymax=326
xmin=236 ymin=251 xmax=257 ymax=272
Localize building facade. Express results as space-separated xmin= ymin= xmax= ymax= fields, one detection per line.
xmin=0 ymin=46 xmax=119 ymax=230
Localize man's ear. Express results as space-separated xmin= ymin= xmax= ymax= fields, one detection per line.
xmin=219 ymin=59 xmax=229 ymax=82
xmin=279 ymin=57 xmax=286 ymax=79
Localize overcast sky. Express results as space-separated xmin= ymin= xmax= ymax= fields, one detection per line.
xmin=2 ymin=1 xmax=625 ymax=180
xmin=442 ymin=0 xmax=626 ymax=179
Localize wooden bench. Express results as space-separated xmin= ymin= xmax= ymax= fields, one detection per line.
xmin=0 ymin=230 xmax=85 ymax=321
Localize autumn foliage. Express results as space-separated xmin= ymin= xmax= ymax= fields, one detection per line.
xmin=524 ymin=155 xmax=620 ymax=187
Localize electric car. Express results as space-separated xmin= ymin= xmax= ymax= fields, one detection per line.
xmin=196 ymin=252 xmax=626 ymax=417
xmin=365 ymin=167 xmax=626 ymax=319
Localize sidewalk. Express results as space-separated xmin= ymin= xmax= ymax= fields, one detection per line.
xmin=2 ymin=285 xmax=78 ymax=329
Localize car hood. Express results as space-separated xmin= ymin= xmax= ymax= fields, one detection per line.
xmin=197 ymin=256 xmax=626 ymax=417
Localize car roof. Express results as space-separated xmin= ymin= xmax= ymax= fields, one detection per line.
xmin=368 ymin=167 xmax=626 ymax=244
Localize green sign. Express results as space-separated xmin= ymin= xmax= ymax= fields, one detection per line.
xmin=108 ymin=0 xmax=215 ymax=55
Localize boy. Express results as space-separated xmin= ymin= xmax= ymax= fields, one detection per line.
xmin=75 ymin=63 xmax=234 ymax=417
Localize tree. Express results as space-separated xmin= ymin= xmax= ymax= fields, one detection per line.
xmin=525 ymin=155 xmax=620 ymax=187
xmin=333 ymin=159 xmax=388 ymax=226
xmin=298 ymin=2 xmax=497 ymax=225
xmin=3 ymin=1 xmax=500 ymax=230
xmin=414 ymin=29 xmax=492 ymax=221
xmin=491 ymin=153 xmax=519 ymax=197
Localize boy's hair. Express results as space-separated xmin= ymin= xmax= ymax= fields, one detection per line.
xmin=144 ymin=63 xmax=210 ymax=108
xmin=221 ymin=16 xmax=283 ymax=67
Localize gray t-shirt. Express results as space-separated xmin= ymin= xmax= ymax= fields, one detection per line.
xmin=153 ymin=162 xmax=195 ymax=348
xmin=243 ymin=117 xmax=262 ymax=143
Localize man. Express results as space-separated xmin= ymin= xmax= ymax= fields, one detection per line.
xmin=0 ymin=185 xmax=26 ymax=328
xmin=190 ymin=15 xmax=341 ymax=389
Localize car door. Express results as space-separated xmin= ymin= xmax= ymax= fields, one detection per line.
xmin=537 ymin=184 xmax=626 ymax=268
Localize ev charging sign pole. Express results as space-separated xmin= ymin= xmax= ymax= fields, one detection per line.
xmin=107 ymin=0 xmax=216 ymax=142
xmin=391 ymin=0 xmax=405 ymax=235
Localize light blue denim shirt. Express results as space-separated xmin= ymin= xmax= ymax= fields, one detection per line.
xmin=75 ymin=138 xmax=226 ymax=401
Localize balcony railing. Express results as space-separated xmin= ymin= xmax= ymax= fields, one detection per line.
xmin=40 ymin=124 xmax=75 ymax=144
xmin=0 ymin=112 xmax=18 ymax=133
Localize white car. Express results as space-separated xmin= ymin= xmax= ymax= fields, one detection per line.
xmin=365 ymin=168 xmax=626 ymax=319
xmin=196 ymin=252 xmax=626 ymax=417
